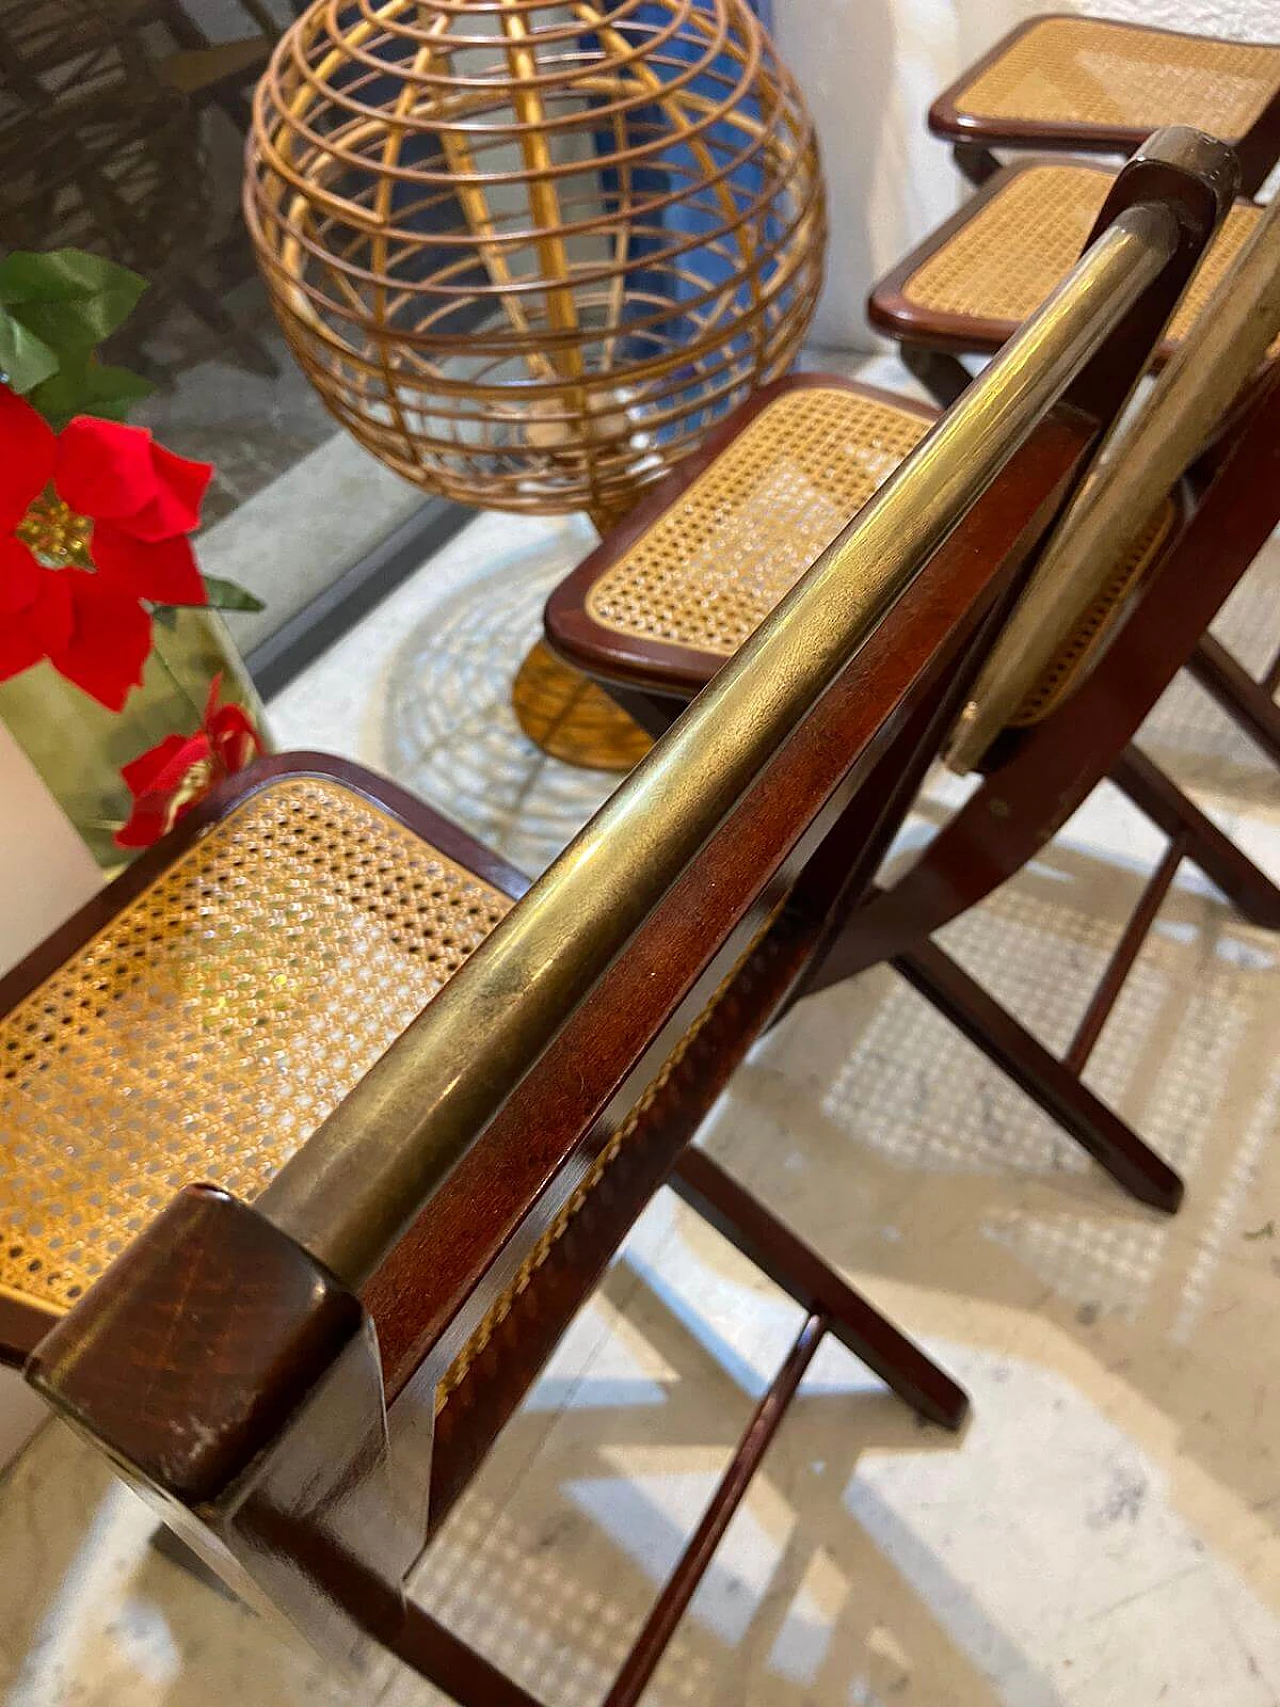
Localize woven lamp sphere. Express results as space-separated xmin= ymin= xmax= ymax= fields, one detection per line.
xmin=245 ymin=0 xmax=825 ymax=519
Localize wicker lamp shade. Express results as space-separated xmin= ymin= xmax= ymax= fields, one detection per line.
xmin=244 ymin=0 xmax=825 ymax=520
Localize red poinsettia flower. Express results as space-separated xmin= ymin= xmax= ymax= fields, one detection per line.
xmin=116 ymin=675 xmax=263 ymax=849
xmin=0 ymin=384 xmax=212 ymax=710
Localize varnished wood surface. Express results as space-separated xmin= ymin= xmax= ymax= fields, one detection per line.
xmin=823 ymin=365 xmax=1280 ymax=977
xmin=28 ymin=1185 xmax=365 ymax=1504
xmin=367 ymin=409 xmax=1097 ymax=1399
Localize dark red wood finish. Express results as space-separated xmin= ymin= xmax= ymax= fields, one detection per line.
xmin=891 ymin=935 xmax=1184 ymax=1211
xmin=28 ymin=1185 xmax=366 ymax=1504
xmin=557 ymin=370 xmax=1280 ymax=1213
xmin=825 ymin=367 xmax=1280 ymax=979
xmin=540 ymin=165 xmax=1280 ymax=1222
xmin=603 ymin=1308 xmax=828 ymax=1707
xmin=1188 ymin=634 xmax=1280 ymax=768
xmin=1062 ymin=834 xmax=1186 ymax=1076
xmin=371 ymin=408 xmax=1096 ymax=1403
xmin=10 ymin=150 xmax=1249 ymax=1702
xmin=11 ymin=405 xmax=1097 ymax=1697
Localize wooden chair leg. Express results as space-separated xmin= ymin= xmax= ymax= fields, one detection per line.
xmin=401 ymin=1149 xmax=969 ymax=1706
xmin=671 ymin=1147 xmax=970 ymax=1429
xmin=892 ymin=939 xmax=1185 ymax=1212
xmin=1111 ymin=744 xmax=1280 ymax=928
xmin=1062 ymin=834 xmax=1185 ymax=1074
xmin=901 ymin=344 xmax=972 ymax=408
xmin=392 ymin=1605 xmax=547 ymax=1707
xmin=601 ymin=1312 xmax=826 ymax=1707
xmin=1185 ymin=634 xmax=1280 ymax=769
xmin=243 ymin=1473 xmax=551 ymax=1706
xmin=594 ymin=1145 xmax=972 ymax=1707
xmin=952 ymin=142 xmax=1001 ymax=186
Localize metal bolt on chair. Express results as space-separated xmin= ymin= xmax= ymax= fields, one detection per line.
xmin=543 ymin=133 xmax=1280 ymax=1219
xmin=1 ymin=132 xmax=1228 ymax=1704
xmin=929 ymin=14 xmax=1280 ymax=196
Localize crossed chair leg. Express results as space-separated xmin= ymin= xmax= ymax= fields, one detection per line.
xmin=322 ymin=1145 xmax=967 ymax=1707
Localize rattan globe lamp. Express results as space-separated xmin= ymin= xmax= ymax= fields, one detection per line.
xmin=245 ymin=0 xmax=825 ymax=764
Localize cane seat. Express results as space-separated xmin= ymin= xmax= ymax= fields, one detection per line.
xmin=0 ymin=775 xmax=513 ymax=1333
xmin=929 ymin=16 xmax=1280 ymax=191
xmin=545 ymin=372 xmax=1178 ymax=716
xmin=586 ymin=382 xmax=932 ymax=654
xmin=868 ymin=160 xmax=1280 ymax=365
xmin=0 ymin=766 xmax=793 ymax=1429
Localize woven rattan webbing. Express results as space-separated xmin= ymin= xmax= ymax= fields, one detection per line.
xmin=903 ymin=166 xmax=1279 ymax=357
xmin=956 ymin=16 xmax=1280 ymax=138
xmin=1010 ymin=495 xmax=1179 ymax=727
xmin=0 ymin=779 xmax=511 ymax=1315
xmin=437 ymin=949 xmax=723 ymax=1409
xmin=585 ymin=387 xmax=933 ymax=655
xmin=434 ymin=896 xmax=784 ymax=1412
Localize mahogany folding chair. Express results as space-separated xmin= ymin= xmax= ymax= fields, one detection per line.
xmin=1 ymin=133 xmax=1227 ymax=1704
xmin=544 ymin=135 xmax=1280 ymax=1220
xmin=928 ymin=14 xmax=1280 ymax=196
xmin=865 ymin=152 xmax=1280 ymax=772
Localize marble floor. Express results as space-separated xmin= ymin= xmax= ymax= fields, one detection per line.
xmin=2 ymin=412 xmax=1280 ymax=1704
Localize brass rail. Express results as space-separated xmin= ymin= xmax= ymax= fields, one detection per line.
xmin=946 ymin=189 xmax=1280 ymax=773
xmin=259 ymin=197 xmax=1180 ymax=1287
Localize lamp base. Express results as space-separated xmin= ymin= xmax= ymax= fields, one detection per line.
xmin=512 ymin=643 xmax=652 ymax=773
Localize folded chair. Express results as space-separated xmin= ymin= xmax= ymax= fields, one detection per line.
xmin=545 ymin=135 xmax=1280 ymax=1220
xmin=1 ymin=132 xmax=1225 ymax=1704
xmin=928 ymin=14 xmax=1280 ymax=196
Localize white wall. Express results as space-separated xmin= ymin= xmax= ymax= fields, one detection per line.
xmin=0 ymin=724 xmax=101 ymax=979
xmin=777 ymin=0 xmax=1277 ymax=347
xmin=0 ymin=727 xmax=101 ymax=1466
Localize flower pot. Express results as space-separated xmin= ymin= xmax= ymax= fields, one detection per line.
xmin=0 ymin=610 xmax=268 ymax=873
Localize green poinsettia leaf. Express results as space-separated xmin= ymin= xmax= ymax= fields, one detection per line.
xmin=0 ymin=250 xmax=148 ymax=355
xmin=26 ymin=358 xmax=154 ymax=428
xmin=76 ymin=361 xmax=154 ymax=417
xmin=158 ymin=576 xmax=266 ymax=615
xmin=202 ymin=576 xmax=267 ymax=613
xmin=0 ymin=306 xmax=59 ymax=393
